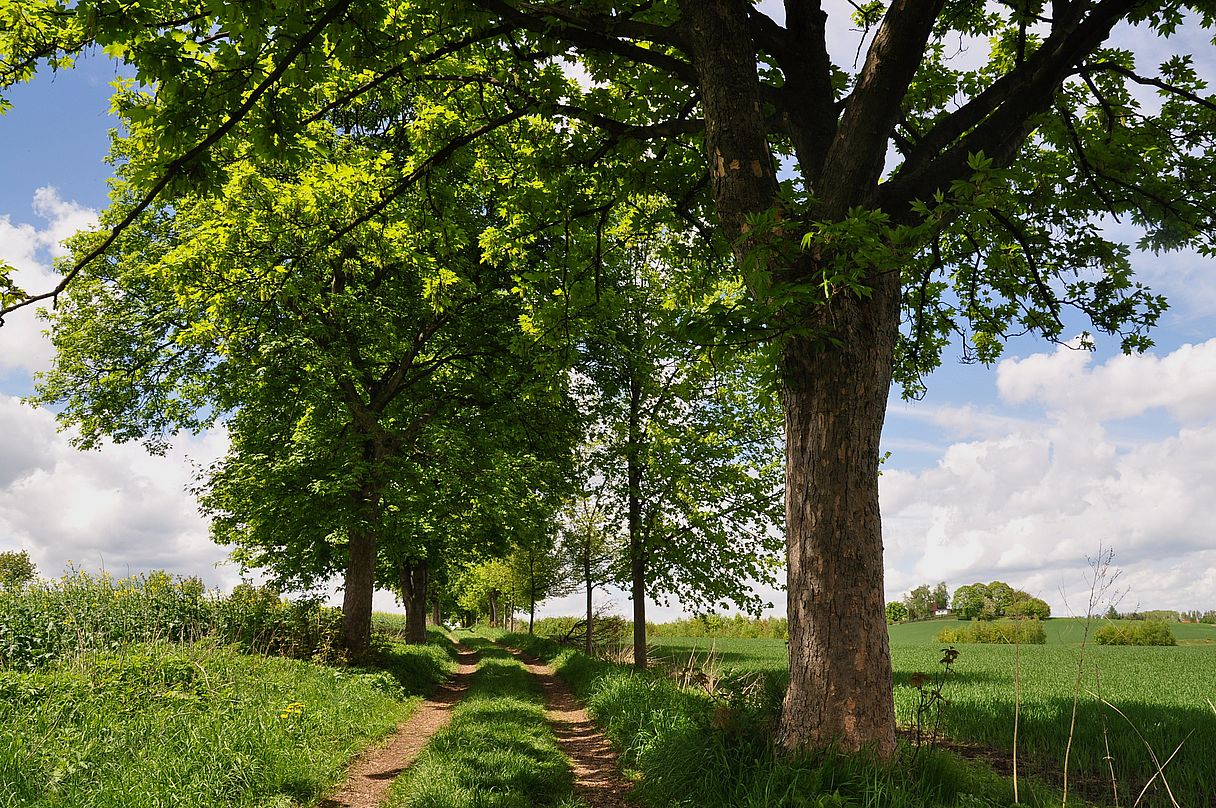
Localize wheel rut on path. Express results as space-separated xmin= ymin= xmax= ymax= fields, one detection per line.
xmin=319 ymin=642 xmax=479 ymax=808
xmin=510 ymin=648 xmax=635 ymax=808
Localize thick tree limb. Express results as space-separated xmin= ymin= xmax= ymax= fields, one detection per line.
xmin=816 ymin=0 xmax=947 ymax=216
xmin=467 ymin=0 xmax=697 ymax=85
xmin=881 ymin=0 xmax=1141 ymax=214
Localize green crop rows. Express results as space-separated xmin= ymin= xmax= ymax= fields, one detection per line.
xmin=651 ymin=619 xmax=1216 ymax=806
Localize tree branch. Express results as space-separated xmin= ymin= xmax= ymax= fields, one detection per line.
xmin=1 ymin=0 xmax=356 ymax=323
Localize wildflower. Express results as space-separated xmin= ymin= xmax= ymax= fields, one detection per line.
xmin=279 ymin=701 xmax=305 ymax=720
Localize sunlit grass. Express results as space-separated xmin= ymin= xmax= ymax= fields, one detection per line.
xmin=386 ymin=635 xmax=584 ymax=808
xmin=650 ymin=632 xmax=1216 ymax=806
xmin=0 ymin=639 xmax=454 ymax=808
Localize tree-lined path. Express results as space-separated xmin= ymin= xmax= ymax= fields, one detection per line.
xmin=509 ymin=648 xmax=634 ymax=808
xmin=320 ymin=642 xmax=481 ymax=808
xmin=321 ymin=632 xmax=634 ymax=808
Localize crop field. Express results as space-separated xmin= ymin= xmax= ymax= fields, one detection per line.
xmin=651 ymin=620 xmax=1216 ymax=806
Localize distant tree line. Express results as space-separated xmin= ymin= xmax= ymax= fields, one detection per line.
xmin=951 ymin=582 xmax=1051 ymax=621
xmin=1104 ymin=607 xmax=1216 ymax=623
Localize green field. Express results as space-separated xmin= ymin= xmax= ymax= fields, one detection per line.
xmin=883 ymin=616 xmax=1216 ymax=645
xmin=651 ymin=619 xmax=1216 ymax=807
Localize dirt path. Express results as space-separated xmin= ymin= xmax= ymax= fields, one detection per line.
xmin=510 ymin=649 xmax=635 ymax=808
xmin=318 ymin=642 xmax=479 ymax=808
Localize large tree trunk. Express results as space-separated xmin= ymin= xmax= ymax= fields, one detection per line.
xmin=680 ymin=0 xmax=905 ymax=758
xmin=775 ymin=269 xmax=901 ymax=757
xmin=431 ymin=600 xmax=441 ymax=626
xmin=400 ymin=557 xmax=429 ymax=645
xmin=341 ymin=522 xmax=376 ymax=663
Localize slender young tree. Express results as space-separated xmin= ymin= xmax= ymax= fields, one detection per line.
xmin=557 ymin=475 xmax=620 ymax=655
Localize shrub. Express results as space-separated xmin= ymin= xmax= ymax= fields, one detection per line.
xmin=648 ymin=613 xmax=789 ymax=640
xmin=935 ymin=620 xmax=1046 ymax=644
xmin=1094 ymin=619 xmax=1177 ymax=646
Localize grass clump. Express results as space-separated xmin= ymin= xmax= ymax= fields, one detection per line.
xmin=0 ymin=642 xmax=429 ymax=808
xmin=387 ymin=634 xmax=582 ymax=808
xmin=936 ymin=620 xmax=1046 ymax=645
xmin=1093 ymin=619 xmax=1176 ymax=646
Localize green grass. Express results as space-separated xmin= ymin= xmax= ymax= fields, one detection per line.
xmin=507 ymin=632 xmax=1062 ymax=808
xmin=385 ymin=633 xmax=584 ymax=808
xmin=651 ymin=625 xmax=1216 ymax=807
xmin=0 ymin=635 xmax=455 ymax=808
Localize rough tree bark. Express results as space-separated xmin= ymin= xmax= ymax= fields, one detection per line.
xmin=679 ymin=0 xmax=920 ymax=755
xmin=431 ymin=600 xmax=441 ymax=627
xmin=776 ymin=274 xmax=900 ymax=756
xmin=400 ymin=557 xmax=430 ymax=645
xmin=341 ymin=522 xmax=377 ymax=663
xmin=341 ymin=465 xmax=384 ymax=663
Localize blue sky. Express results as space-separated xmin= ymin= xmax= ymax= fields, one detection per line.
xmin=1 ymin=13 xmax=1215 ymax=621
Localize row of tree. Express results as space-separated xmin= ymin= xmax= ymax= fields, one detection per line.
xmin=30 ymin=68 xmax=785 ymax=666
xmin=6 ymin=0 xmax=1213 ymax=758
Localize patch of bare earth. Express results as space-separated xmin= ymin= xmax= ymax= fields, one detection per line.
xmin=510 ymin=648 xmax=635 ymax=808
xmin=318 ymin=643 xmax=479 ymax=808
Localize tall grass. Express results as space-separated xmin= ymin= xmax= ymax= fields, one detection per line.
xmin=502 ymin=632 xmax=1057 ymax=808
xmin=0 ymin=638 xmax=454 ymax=808
xmin=649 ymin=636 xmax=1216 ymax=806
xmin=0 ymin=569 xmax=345 ymax=669
xmin=0 ymin=568 xmax=458 ymax=807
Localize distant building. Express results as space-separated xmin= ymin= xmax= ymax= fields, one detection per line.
xmin=934 ymin=608 xmax=952 ymax=617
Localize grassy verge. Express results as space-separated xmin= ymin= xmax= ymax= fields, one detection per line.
xmin=0 ymin=632 xmax=455 ymax=808
xmin=504 ymin=631 xmax=1067 ymax=808
xmin=385 ymin=633 xmax=584 ymax=808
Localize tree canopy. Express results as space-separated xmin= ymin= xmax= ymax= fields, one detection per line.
xmin=5 ymin=0 xmax=1214 ymax=755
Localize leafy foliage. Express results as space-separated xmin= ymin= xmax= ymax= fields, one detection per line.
xmin=0 ymin=551 xmax=35 ymax=590
xmin=1093 ymin=619 xmax=1177 ymax=646
xmin=935 ymin=620 xmax=1047 ymax=645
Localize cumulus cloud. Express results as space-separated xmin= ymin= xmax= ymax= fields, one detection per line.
xmin=997 ymin=338 xmax=1216 ymax=423
xmin=883 ymin=341 xmax=1216 ymax=614
xmin=0 ymin=393 xmax=243 ymax=588
xmin=0 ymin=187 xmax=97 ymax=374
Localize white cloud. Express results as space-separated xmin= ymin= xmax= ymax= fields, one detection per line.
xmin=997 ymin=338 xmax=1216 ymax=423
xmin=884 ymin=341 xmax=1216 ymax=613
xmin=0 ymin=394 xmax=243 ymax=588
xmin=0 ymin=187 xmax=97 ymax=374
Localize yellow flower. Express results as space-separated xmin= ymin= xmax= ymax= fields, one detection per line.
xmin=278 ymin=701 xmax=305 ymax=720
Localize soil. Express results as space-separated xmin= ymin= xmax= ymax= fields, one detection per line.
xmin=318 ymin=643 xmax=479 ymax=808
xmin=510 ymin=648 xmax=636 ymax=808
